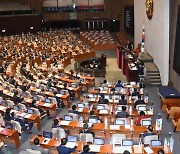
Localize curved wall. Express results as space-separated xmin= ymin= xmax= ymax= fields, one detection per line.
xmin=134 ymin=0 xmax=169 ymax=85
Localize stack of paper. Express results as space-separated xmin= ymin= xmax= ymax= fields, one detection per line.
xmin=43 ymin=103 xmax=51 ymax=107
xmin=144 ymin=147 xmax=153 ymax=153
xmin=89 ymin=145 xmax=101 ymax=152
xmin=25 ymin=114 xmax=32 ymax=119
xmin=78 ymin=108 xmax=83 ymax=112
xmin=66 ymin=142 xmax=76 ymax=148
xmin=60 ymin=121 xmax=70 ymax=126
xmin=110 ymin=125 xmax=120 ymax=130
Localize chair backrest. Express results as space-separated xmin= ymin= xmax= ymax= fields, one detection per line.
xmin=27 ymin=149 xmax=42 ymax=154
xmin=37 ymin=95 xmax=45 ymax=102
xmin=30 ymin=107 xmax=40 ymax=116
xmin=18 ymin=103 xmax=27 ymax=112
xmin=48 ymin=97 xmax=57 ymax=104
xmin=52 ymin=127 xmax=66 ymax=139
xmin=11 ymin=120 xmax=22 ymax=133
xmin=143 ymin=135 xmax=158 ymax=145
xmin=25 ymin=91 xmax=32 ymax=97
xmin=6 ymin=100 xmax=14 ymax=108
xmin=169 ymin=107 xmax=180 ymax=118
xmin=79 ymin=133 xmax=93 ymax=143
xmin=69 ymin=113 xmax=78 ymax=121
xmin=111 ymin=134 xmax=126 ymax=145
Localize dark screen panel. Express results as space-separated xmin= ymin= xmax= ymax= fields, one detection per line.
xmin=173 ymin=5 xmax=180 ymax=75
xmin=124 ymin=6 xmax=134 ymax=36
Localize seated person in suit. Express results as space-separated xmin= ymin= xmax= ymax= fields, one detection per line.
xmin=134 ymin=95 xmax=145 ymax=108
xmin=98 ymin=94 xmax=109 ymax=104
xmin=119 ymin=95 xmax=127 ymax=105
xmin=116 ymin=106 xmax=129 ymax=118
xmin=80 ymin=123 xmax=95 ymax=137
xmin=20 ymin=82 xmax=30 ymax=92
xmin=46 ymin=79 xmax=52 ymax=89
xmin=69 ymin=105 xmax=78 ymax=114
xmin=11 ymin=113 xmax=33 ymax=134
xmin=12 ymin=91 xmax=22 ymax=104
xmin=88 ymin=110 xmax=102 ymax=123
xmin=132 ymin=88 xmax=139 ymax=96
xmin=115 ymin=80 xmax=123 ymax=88
xmin=57 ymin=138 xmax=77 ymax=154
xmin=143 ymin=125 xmax=156 ymax=138
xmin=31 ymin=100 xmax=52 ymax=119
xmin=101 ymin=80 xmax=109 ymax=87
xmin=54 ymin=91 xmax=65 ymax=108
xmin=135 ymin=111 xmax=149 ymax=125
xmin=81 ymin=145 xmax=96 ymax=154
xmin=32 ymin=138 xmax=50 ymax=154
xmin=52 ymin=119 xmax=61 ymax=128
xmin=4 ymin=108 xmax=12 ymax=122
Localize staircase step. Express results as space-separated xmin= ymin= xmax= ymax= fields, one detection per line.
xmin=149 ymin=76 xmax=161 ymax=79
xmin=146 ymin=73 xmax=160 ymax=76
xmin=146 ymin=70 xmax=160 ymax=73
xmin=151 ymin=82 xmax=162 ymax=86
xmin=149 ymin=80 xmax=161 ymax=83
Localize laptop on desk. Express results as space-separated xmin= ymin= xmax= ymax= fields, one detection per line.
xmin=113 ymin=139 xmax=133 ymax=153
xmin=142 ymin=119 xmax=152 ymax=126
xmin=67 ymin=135 xmax=78 ymax=142
xmin=42 ymin=131 xmax=52 ymax=144
xmin=94 ymin=138 xmax=105 ymax=145
xmin=151 ymin=140 xmax=162 ymax=147
xmin=115 ymin=119 xmax=126 ymax=125
xmin=45 ymin=98 xmax=51 ymax=103
xmin=66 ymin=135 xmax=77 ymax=148
xmin=64 ymin=115 xmax=73 ymax=121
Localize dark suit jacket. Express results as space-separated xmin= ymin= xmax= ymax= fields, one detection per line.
xmin=132 ymin=91 xmax=139 ymax=96
xmin=119 ymin=100 xmax=127 ymax=105
xmin=143 ymin=132 xmax=157 ymax=138
xmin=57 ymin=145 xmax=77 ymax=154
xmin=98 ymin=98 xmax=109 ymax=104
xmin=12 ymin=95 xmax=21 ymax=104
xmin=80 ymin=129 xmax=95 ymax=137
xmin=116 ymin=111 xmax=129 ymax=118
xmin=134 ymin=99 xmax=145 ymax=108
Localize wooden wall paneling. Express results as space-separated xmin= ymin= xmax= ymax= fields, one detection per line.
xmin=0 ymin=15 xmax=42 ymax=35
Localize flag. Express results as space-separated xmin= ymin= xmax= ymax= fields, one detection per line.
xmin=141 ymin=25 xmax=145 ymax=53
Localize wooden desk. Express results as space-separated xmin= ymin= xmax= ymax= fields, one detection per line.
xmin=65 ymin=71 xmax=95 ymax=86
xmin=55 ymin=75 xmax=89 ymax=92
xmin=30 ymin=135 xmax=172 ymax=153
xmin=30 ymin=135 xmax=60 ymax=149
xmin=0 ymin=105 xmax=41 ymax=131
xmin=77 ymin=107 xmax=153 ymax=118
xmin=161 ymin=99 xmax=180 ymax=111
xmin=25 ymin=98 xmax=57 ymax=117
xmin=58 ymin=120 xmax=160 ymax=134
xmin=0 ymin=127 xmax=20 ymax=148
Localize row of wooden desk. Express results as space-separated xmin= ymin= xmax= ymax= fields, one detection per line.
xmin=30 ymin=135 xmax=172 ymax=154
